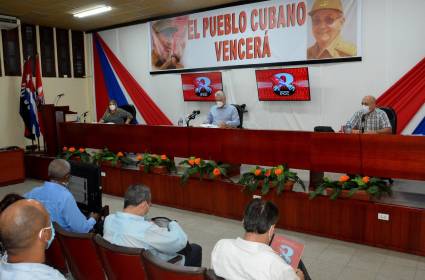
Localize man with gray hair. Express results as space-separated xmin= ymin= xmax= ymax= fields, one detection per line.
xmin=25 ymin=159 xmax=98 ymax=233
xmin=204 ymin=90 xmax=240 ymax=128
xmin=103 ymin=184 xmax=202 ymax=267
xmin=0 ymin=199 xmax=66 ymax=279
xmin=347 ymin=95 xmax=392 ymax=134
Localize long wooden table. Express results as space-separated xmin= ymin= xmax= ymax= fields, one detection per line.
xmin=52 ymin=123 xmax=425 ymax=256
xmin=59 ymin=123 xmax=425 ymax=180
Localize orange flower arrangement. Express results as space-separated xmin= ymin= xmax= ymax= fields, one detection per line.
xmin=362 ymin=176 xmax=370 ymax=183
xmin=213 ymin=168 xmax=221 ymax=176
xmin=194 ymin=158 xmax=201 ymax=165
xmin=136 ymin=154 xmax=143 ymax=161
xmin=161 ymin=155 xmax=167 ymax=160
xmin=68 ymin=147 xmax=76 ymax=153
xmin=63 ymin=147 xmax=68 ymax=151
xmin=274 ymin=168 xmax=283 ymax=176
xmin=117 ymin=152 xmax=124 ymax=158
xmin=79 ymin=148 xmax=85 ymax=153
xmin=265 ymin=170 xmax=271 ymax=177
xmin=188 ymin=159 xmax=195 ymax=165
xmin=254 ymin=169 xmax=262 ymax=176
xmin=339 ymin=175 xmax=350 ymax=183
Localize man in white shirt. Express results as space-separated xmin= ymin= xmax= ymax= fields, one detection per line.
xmin=0 ymin=199 xmax=66 ymax=280
xmin=211 ymin=199 xmax=304 ymax=280
xmin=103 ymin=184 xmax=202 ymax=266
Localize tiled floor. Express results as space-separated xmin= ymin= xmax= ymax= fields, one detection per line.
xmin=1 ymin=180 xmax=425 ymax=280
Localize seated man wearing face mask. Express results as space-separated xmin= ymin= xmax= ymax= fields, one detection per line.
xmin=25 ymin=159 xmax=99 ymax=233
xmin=347 ymin=95 xmax=392 ymax=134
xmin=204 ymin=91 xmax=240 ymax=128
xmin=0 ymin=199 xmax=66 ymax=279
xmin=99 ymin=99 xmax=133 ymax=124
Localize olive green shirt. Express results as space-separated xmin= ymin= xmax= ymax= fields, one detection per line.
xmin=307 ymin=36 xmax=357 ymax=59
xmin=101 ymin=108 xmax=133 ymax=124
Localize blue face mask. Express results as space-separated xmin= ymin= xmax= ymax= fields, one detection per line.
xmin=39 ymin=222 xmax=55 ymax=249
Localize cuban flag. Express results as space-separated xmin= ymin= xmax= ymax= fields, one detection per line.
xmin=376 ymin=57 xmax=425 ymax=135
xmin=93 ymin=33 xmax=172 ymax=125
xmin=19 ymin=57 xmax=40 ymax=140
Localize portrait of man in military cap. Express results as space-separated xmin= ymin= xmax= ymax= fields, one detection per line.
xmin=151 ymin=17 xmax=187 ymax=70
xmin=307 ymin=0 xmax=357 ymax=60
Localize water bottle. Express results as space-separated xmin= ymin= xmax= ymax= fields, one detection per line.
xmin=177 ymin=117 xmax=184 ymax=127
xmin=345 ymin=121 xmax=352 ymax=134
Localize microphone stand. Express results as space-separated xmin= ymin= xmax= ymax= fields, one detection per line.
xmin=186 ymin=111 xmax=200 ymax=127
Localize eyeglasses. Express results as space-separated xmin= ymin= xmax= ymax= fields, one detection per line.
xmin=312 ymin=16 xmax=341 ymax=26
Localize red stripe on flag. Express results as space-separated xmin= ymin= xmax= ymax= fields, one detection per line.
xmin=377 ymin=58 xmax=425 ymax=134
xmin=93 ymin=35 xmax=110 ymax=121
xmin=95 ymin=33 xmax=172 ymax=125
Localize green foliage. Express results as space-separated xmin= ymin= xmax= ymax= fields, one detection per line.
xmin=139 ymin=153 xmax=175 ymax=173
xmin=91 ymin=148 xmax=136 ymax=166
xmin=179 ymin=157 xmax=228 ymax=184
xmin=309 ymin=175 xmax=392 ymax=200
xmin=238 ymin=165 xmax=305 ymax=195
xmin=61 ymin=147 xmax=91 ymax=163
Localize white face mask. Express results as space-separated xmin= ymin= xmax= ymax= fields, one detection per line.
xmin=109 ymin=105 xmax=117 ymax=111
xmin=216 ymin=101 xmax=224 ymax=108
xmin=362 ymin=104 xmax=369 ymax=112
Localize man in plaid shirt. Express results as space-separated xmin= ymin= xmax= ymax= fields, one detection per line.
xmin=349 ymin=96 xmax=392 ymax=134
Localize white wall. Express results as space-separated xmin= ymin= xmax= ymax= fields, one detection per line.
xmin=0 ymin=25 xmax=93 ymax=148
xmin=95 ymin=0 xmax=424 ymax=133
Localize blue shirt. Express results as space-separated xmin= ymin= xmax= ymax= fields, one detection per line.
xmin=25 ymin=181 xmax=96 ymax=233
xmin=205 ymin=104 xmax=240 ymax=127
xmin=103 ymin=212 xmax=188 ymax=263
xmin=0 ymin=259 xmax=66 ymax=280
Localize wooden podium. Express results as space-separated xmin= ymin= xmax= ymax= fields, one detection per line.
xmin=39 ymin=104 xmax=77 ymax=156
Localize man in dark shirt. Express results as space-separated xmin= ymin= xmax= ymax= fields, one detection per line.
xmin=99 ymin=100 xmax=133 ymax=124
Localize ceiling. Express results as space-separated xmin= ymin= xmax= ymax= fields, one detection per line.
xmin=0 ymin=0 xmax=250 ymax=31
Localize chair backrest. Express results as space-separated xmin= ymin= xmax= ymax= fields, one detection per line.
xmin=206 ymin=269 xmax=226 ymax=280
xmin=45 ymin=238 xmax=68 ymax=275
xmin=231 ymin=104 xmax=247 ymax=128
xmin=55 ymin=224 xmax=105 ymax=280
xmin=141 ymin=250 xmax=207 ymax=280
xmin=94 ymin=234 xmax=146 ymax=280
xmin=379 ymin=107 xmax=397 ymax=134
xmin=119 ymin=104 xmax=137 ymax=124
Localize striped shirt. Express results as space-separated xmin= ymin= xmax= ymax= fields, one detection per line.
xmin=349 ymin=108 xmax=391 ymax=132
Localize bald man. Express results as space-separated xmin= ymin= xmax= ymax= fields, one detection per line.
xmin=347 ymin=96 xmax=392 ymax=134
xmin=204 ymin=91 xmax=240 ymax=128
xmin=25 ymin=159 xmax=99 ymax=233
xmin=0 ymin=199 xmax=66 ymax=279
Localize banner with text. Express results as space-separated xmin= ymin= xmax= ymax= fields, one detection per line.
xmin=149 ymin=0 xmax=362 ymax=72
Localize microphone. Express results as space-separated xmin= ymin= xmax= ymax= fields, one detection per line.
xmin=361 ymin=114 xmax=367 ymax=133
xmin=186 ymin=110 xmax=200 ymax=127
xmin=80 ymin=111 xmax=89 ymax=123
xmin=55 ymin=93 xmax=65 ymax=106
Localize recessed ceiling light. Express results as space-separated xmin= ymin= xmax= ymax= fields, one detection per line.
xmin=73 ymin=5 xmax=112 ymax=18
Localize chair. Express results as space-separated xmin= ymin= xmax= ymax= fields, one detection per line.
xmin=231 ymin=104 xmax=247 ymax=128
xmin=54 ymin=223 xmax=105 ymax=280
xmin=94 ymin=234 xmax=146 ymax=280
xmin=119 ymin=104 xmax=137 ymax=124
xmin=379 ymin=107 xmax=397 ymax=134
xmin=45 ymin=238 xmax=68 ymax=275
xmin=141 ymin=250 xmax=207 ymax=280
xmin=206 ymin=269 xmax=225 ymax=280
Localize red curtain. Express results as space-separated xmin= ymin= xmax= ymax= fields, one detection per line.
xmin=376 ymin=58 xmax=425 ymax=134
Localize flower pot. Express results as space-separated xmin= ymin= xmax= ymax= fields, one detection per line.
xmin=151 ymin=166 xmax=168 ymax=175
xmin=139 ymin=165 xmax=168 ymax=175
xmin=324 ymin=188 xmax=370 ymax=201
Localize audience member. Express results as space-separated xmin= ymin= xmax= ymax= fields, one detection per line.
xmin=0 ymin=194 xmax=24 ymax=213
xmin=103 ymin=184 xmax=202 ymax=266
xmin=211 ymin=199 xmax=304 ymax=280
xmin=25 ymin=159 xmax=99 ymax=233
xmin=0 ymin=199 xmax=66 ymax=279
